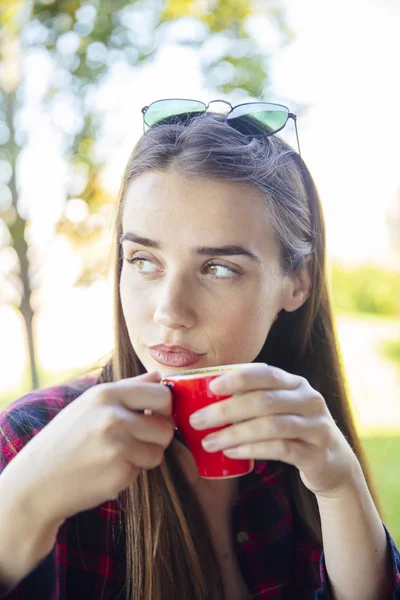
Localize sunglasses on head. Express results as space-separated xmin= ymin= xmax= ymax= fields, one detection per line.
xmin=141 ymin=98 xmax=301 ymax=156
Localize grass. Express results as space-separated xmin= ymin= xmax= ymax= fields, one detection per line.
xmin=362 ymin=434 xmax=400 ymax=547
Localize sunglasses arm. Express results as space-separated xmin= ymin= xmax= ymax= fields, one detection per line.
xmin=290 ymin=113 xmax=301 ymax=157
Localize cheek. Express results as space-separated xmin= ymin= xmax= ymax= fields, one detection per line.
xmin=231 ymin=282 xmax=281 ymax=348
xmin=216 ymin=290 xmax=273 ymax=347
xmin=119 ymin=269 xmax=148 ymax=325
xmin=236 ymin=300 xmax=269 ymax=337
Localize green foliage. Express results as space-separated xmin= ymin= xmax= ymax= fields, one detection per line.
xmin=380 ymin=338 xmax=400 ymax=375
xmin=26 ymin=0 xmax=291 ymax=98
xmin=330 ymin=263 xmax=400 ymax=317
xmin=208 ymin=50 xmax=269 ymax=97
xmin=0 ymin=0 xmax=26 ymax=34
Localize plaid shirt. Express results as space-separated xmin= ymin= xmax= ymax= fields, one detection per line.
xmin=1 ymin=378 xmax=399 ymax=600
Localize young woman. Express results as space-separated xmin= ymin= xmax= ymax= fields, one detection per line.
xmin=0 ymin=99 xmax=399 ymax=600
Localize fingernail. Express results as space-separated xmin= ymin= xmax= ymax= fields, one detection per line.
xmin=189 ymin=410 xmax=207 ymax=428
xmin=201 ymin=437 xmax=219 ymax=452
xmin=223 ymin=448 xmax=240 ymax=457
xmin=209 ymin=377 xmax=230 ymax=394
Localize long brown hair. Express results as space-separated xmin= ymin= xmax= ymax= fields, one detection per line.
xmin=95 ymin=113 xmax=377 ymax=599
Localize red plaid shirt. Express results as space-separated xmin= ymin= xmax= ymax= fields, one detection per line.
xmin=1 ymin=378 xmax=399 ymax=599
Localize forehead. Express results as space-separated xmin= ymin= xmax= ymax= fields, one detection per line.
xmin=122 ymin=169 xmax=278 ymax=254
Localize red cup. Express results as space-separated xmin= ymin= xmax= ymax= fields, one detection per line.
xmin=162 ymin=363 xmax=263 ymax=479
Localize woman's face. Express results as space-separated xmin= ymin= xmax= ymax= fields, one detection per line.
xmin=120 ymin=169 xmax=308 ymax=374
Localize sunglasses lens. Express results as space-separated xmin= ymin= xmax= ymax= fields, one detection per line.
xmin=144 ymin=99 xmax=206 ymax=127
xmin=227 ymin=103 xmax=289 ymax=136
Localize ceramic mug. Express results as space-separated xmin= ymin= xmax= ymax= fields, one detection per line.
xmin=162 ymin=363 xmax=264 ymax=479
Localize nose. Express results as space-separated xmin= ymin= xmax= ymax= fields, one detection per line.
xmin=153 ymin=275 xmax=197 ymax=330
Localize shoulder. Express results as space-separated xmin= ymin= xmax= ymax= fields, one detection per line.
xmin=0 ymin=374 xmax=99 ymax=469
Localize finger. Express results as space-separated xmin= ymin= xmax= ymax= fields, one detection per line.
xmin=122 ymin=438 xmax=165 ymax=470
xmin=105 ymin=405 xmax=174 ymax=448
xmin=222 ymin=438 xmax=314 ymax=469
xmin=127 ymin=373 xmax=162 ymax=416
xmin=190 ymin=388 xmax=323 ymax=430
xmin=135 ymin=370 xmax=163 ymax=382
xmin=201 ymin=415 xmax=322 ymax=453
xmin=209 ymin=363 xmax=301 ymax=396
xmin=114 ymin=380 xmax=172 ymax=416
xmin=129 ymin=412 xmax=174 ymax=448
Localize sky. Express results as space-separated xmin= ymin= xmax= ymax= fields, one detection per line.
xmin=1 ymin=0 xmax=400 ymax=392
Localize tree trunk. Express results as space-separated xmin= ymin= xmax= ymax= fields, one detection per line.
xmin=5 ymin=89 xmax=40 ymax=390
xmin=18 ymin=235 xmax=39 ymax=391
xmin=20 ymin=284 xmax=39 ymax=390
xmin=19 ymin=279 xmax=39 ymax=390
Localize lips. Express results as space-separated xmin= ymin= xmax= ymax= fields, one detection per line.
xmin=149 ymin=344 xmax=205 ymax=368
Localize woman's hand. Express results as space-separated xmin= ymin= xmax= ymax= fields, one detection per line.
xmin=189 ymin=363 xmax=361 ymax=497
xmin=2 ymin=371 xmax=174 ymax=528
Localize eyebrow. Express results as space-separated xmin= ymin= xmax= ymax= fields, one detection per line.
xmin=120 ymin=232 xmax=262 ymax=263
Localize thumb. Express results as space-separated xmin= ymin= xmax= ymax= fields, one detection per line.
xmin=134 ymin=370 xmax=162 ymax=382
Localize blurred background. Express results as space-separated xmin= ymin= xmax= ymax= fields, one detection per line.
xmin=0 ymin=0 xmax=399 ymax=541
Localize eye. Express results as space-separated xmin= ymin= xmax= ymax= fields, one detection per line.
xmin=203 ymin=260 xmax=241 ymax=278
xmin=124 ymin=256 xmax=157 ymax=274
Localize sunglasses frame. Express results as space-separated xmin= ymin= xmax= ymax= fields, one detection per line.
xmin=141 ymin=98 xmax=301 ymax=156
